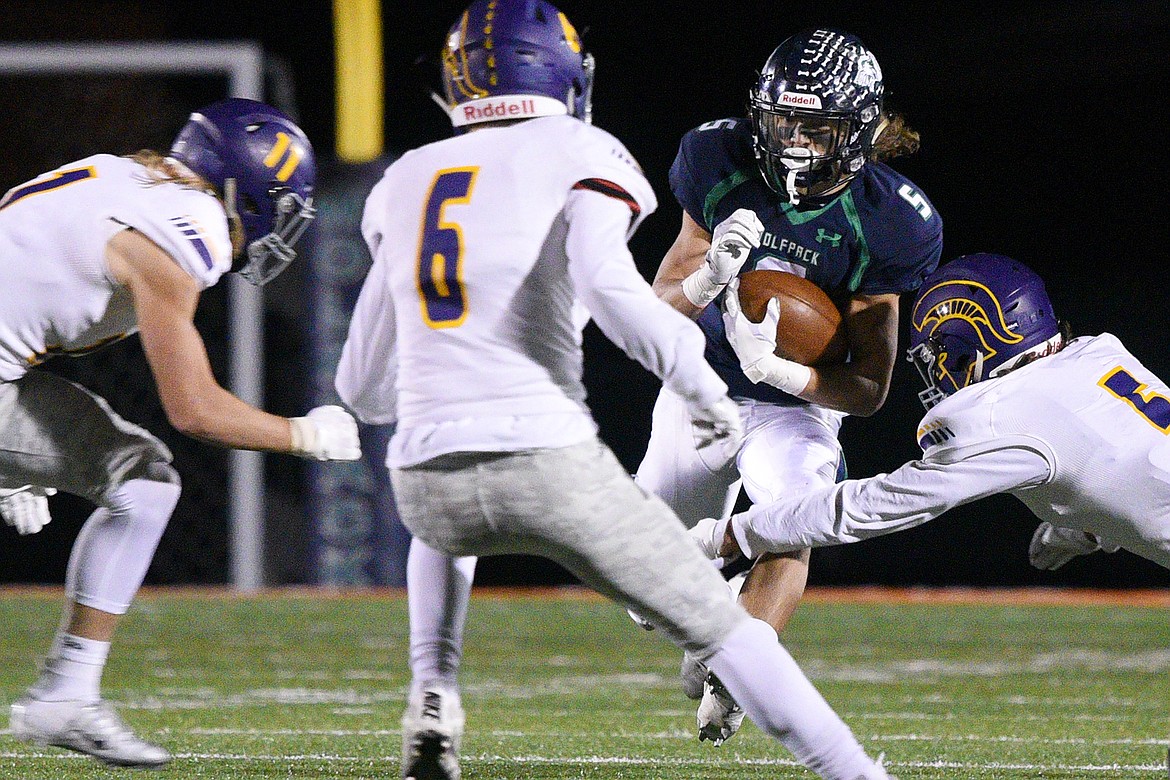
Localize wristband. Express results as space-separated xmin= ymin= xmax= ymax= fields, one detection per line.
xmin=288 ymin=416 xmax=316 ymax=457
xmin=743 ymin=354 xmax=812 ymax=395
xmin=681 ymin=265 xmax=723 ymax=308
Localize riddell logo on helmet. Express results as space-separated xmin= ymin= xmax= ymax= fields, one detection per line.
xmin=778 ymin=92 xmax=822 ymax=109
xmin=463 ymin=98 xmax=540 ymax=122
xmin=452 ymin=94 xmax=570 ymax=127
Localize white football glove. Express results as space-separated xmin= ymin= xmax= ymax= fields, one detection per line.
xmin=721 ymin=277 xmax=811 ymax=395
xmin=0 ymin=485 xmax=57 ymax=535
xmin=689 ymin=517 xmax=734 ymax=569
xmin=289 ymin=405 xmax=362 ymax=461
xmin=686 ymin=395 xmax=744 ymax=461
xmin=1028 ymin=522 xmax=1119 ymax=571
xmin=681 ymin=208 xmax=765 ymax=307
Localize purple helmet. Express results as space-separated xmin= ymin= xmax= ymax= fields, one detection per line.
xmin=908 ymin=253 xmax=1061 ymax=409
xmin=170 ymin=98 xmax=316 ymax=286
xmin=750 ymin=29 xmax=884 ymax=204
xmin=440 ymin=0 xmax=595 ymax=130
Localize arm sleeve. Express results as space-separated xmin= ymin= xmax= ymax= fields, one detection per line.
xmin=335 ymin=252 xmax=399 ymax=426
xmin=731 ymin=446 xmax=1051 ymax=556
xmin=563 ymin=188 xmax=727 ymax=406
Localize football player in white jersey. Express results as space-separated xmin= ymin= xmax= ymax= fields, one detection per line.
xmin=335 ymin=3 xmax=894 ymax=780
xmin=0 ymin=98 xmax=360 ymax=768
xmin=690 ymin=252 xmax=1170 ymax=574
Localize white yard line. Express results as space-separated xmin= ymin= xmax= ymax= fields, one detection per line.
xmin=0 ymin=750 xmax=1165 ymax=773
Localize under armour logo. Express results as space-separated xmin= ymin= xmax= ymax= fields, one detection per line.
xmin=815 ymin=228 xmax=842 ymax=247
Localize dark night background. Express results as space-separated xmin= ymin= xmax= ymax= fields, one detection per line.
xmin=0 ymin=1 xmax=1167 ymax=588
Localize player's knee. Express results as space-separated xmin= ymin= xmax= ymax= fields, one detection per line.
xmin=104 ymin=466 xmax=182 ymax=537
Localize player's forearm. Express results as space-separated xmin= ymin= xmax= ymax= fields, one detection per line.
xmin=651 ymin=275 xmax=707 ymax=319
xmin=797 ymin=362 xmax=889 ymax=416
xmin=586 ymin=275 xmax=726 ymax=406
xmin=731 ymin=452 xmax=1044 ymax=557
xmin=161 ymin=384 xmax=296 ymax=453
xmin=733 ymin=480 xmax=940 ymax=556
xmin=731 ymin=461 xmax=975 ymax=557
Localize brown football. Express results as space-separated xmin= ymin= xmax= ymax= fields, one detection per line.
xmin=735 ymin=270 xmax=848 ymax=366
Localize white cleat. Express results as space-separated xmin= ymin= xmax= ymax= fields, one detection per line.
xmin=854 ymin=752 xmax=898 ymax=779
xmin=679 ymin=652 xmax=708 ymax=700
xmin=626 ymin=608 xmax=655 ymax=631
xmin=696 ymin=672 xmax=744 ymax=746
xmin=401 ymin=686 xmax=465 ymax=780
xmin=9 ymin=697 xmax=171 ymax=768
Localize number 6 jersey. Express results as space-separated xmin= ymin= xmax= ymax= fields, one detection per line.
xmin=337 ymin=115 xmax=733 ymax=468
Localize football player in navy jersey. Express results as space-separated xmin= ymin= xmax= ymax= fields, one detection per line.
xmin=690 ymin=252 xmax=1170 ymax=575
xmin=634 ymin=28 xmax=943 ymax=743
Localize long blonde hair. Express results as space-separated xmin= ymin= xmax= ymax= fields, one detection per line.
xmin=871 ymin=111 xmax=920 ymax=161
xmin=128 ymin=149 xmax=218 ymax=197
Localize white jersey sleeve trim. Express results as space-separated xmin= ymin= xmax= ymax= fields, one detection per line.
xmin=106 ymin=187 xmax=231 ymax=290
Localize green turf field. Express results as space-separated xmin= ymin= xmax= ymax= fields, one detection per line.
xmin=0 ymin=588 xmax=1166 ymax=779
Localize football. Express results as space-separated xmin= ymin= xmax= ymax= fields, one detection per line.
xmin=734 ymin=270 xmax=848 ymax=366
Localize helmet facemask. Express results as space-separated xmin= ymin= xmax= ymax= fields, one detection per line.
xmin=751 ymin=104 xmax=876 ymax=204
xmin=907 ymin=333 xmax=984 ymax=410
xmin=230 ymin=182 xmax=316 ymax=286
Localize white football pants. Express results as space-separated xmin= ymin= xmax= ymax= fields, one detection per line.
xmin=635 ymin=388 xmax=846 ymax=528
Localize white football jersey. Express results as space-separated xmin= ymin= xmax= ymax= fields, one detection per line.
xmin=338 ymin=116 xmax=728 ymax=468
xmin=0 ymin=154 xmax=232 ymax=381
xmin=919 ymin=333 xmax=1170 ymax=562
xmin=733 ymin=334 xmax=1170 ymax=568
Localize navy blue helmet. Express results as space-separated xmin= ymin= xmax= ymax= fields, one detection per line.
xmin=170 ymin=98 xmax=316 ymax=286
xmin=750 ymin=29 xmax=884 ymax=204
xmin=908 ymin=253 xmax=1062 ymax=409
xmin=440 ymin=0 xmax=594 ymax=130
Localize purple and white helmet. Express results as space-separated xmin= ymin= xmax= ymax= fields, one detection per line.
xmin=170 ymin=98 xmax=316 ymax=286
xmin=908 ymin=253 xmax=1062 ymax=409
xmin=440 ymin=0 xmax=595 ymax=130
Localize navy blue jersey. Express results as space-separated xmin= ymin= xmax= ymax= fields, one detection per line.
xmin=672 ymin=117 xmax=943 ymax=405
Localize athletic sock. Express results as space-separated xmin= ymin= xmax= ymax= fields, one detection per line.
xmin=406 ymin=539 xmax=476 ymax=699
xmin=28 ymin=632 xmax=111 ymax=703
xmin=706 ymin=617 xmax=886 ymax=780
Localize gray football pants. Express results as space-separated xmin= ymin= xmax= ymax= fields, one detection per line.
xmin=391 ymin=437 xmax=748 ymax=660
xmin=0 ymin=370 xmax=174 ymax=504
